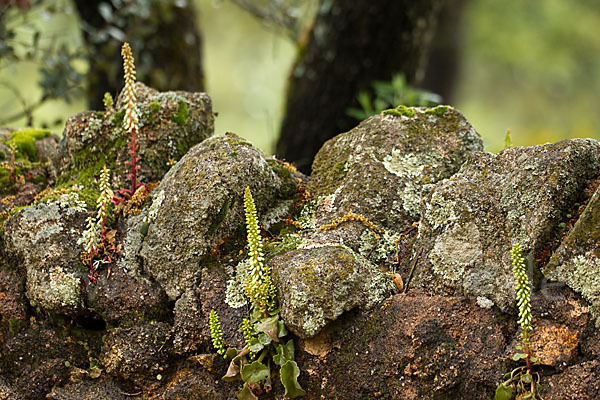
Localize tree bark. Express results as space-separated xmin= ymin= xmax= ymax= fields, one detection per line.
xmin=277 ymin=0 xmax=444 ymax=173
xmin=74 ymin=0 xmax=204 ymax=110
xmin=420 ymin=0 xmax=466 ymax=104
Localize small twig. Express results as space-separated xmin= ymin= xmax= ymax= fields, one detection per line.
xmin=403 ymin=248 xmax=422 ymax=293
xmin=119 ymin=390 xmax=142 ymax=396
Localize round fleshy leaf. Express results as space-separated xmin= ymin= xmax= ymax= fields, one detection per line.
xmin=280 ymin=360 xmax=306 ymax=398
xmin=241 ymin=361 xmax=270 ymax=384
xmin=495 ymin=384 xmax=513 ymax=400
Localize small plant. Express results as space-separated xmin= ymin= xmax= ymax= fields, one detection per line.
xmin=504 ymin=129 xmax=513 ymax=150
xmin=103 ymin=92 xmax=114 ymax=111
xmin=495 ymin=243 xmax=544 ymax=400
xmin=346 ymin=74 xmax=441 ymax=121
xmin=209 ymin=186 xmax=305 ymax=399
xmin=79 ymin=166 xmax=116 ymax=282
xmin=116 ymin=42 xmax=143 ymax=203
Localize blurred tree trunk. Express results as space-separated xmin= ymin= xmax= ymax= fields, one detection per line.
xmin=420 ymin=0 xmax=466 ymax=104
xmin=277 ymin=0 xmax=444 ymax=173
xmin=74 ymin=0 xmax=204 ymax=110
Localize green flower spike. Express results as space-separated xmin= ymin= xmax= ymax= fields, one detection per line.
xmin=511 ymin=243 xmax=532 ymax=341
xmin=243 ymin=186 xmax=277 ymax=314
xmin=209 ymin=309 xmax=227 ymax=357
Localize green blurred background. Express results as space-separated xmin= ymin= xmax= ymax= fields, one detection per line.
xmin=1 ymin=0 xmax=599 ymax=153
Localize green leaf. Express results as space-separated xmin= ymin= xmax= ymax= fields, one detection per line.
xmin=277 ymin=320 xmax=288 ymax=338
xmin=241 ymin=361 xmax=270 ymax=384
xmin=237 ymin=383 xmax=258 ymax=400
xmin=225 ymin=348 xmax=238 ymax=360
xmin=515 ymin=345 xmax=523 ymax=350
xmin=256 ymin=315 xmax=279 ymax=342
xmin=248 ymin=337 xmax=265 ymax=353
xmin=522 ymin=393 xmax=534 ymax=400
xmin=495 ymin=384 xmax=513 ymax=400
xmin=521 ymin=372 xmax=533 ymax=384
xmin=512 ymin=353 xmax=528 ymax=361
xmin=529 ymin=356 xmax=538 ymax=363
xmin=258 ymin=333 xmax=272 ymax=346
xmin=280 ymin=360 xmax=306 ymax=398
xmin=274 ymin=339 xmax=296 ymax=366
xmin=223 ymin=358 xmax=242 ymax=382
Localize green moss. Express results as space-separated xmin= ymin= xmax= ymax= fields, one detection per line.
xmin=112 ymin=111 xmax=125 ymax=127
xmin=149 ymin=102 xmax=161 ymax=114
xmin=424 ymin=105 xmax=450 ymax=117
xmin=8 ymin=128 xmax=51 ymax=161
xmin=95 ymin=111 xmax=105 ymax=119
xmin=333 ymin=159 xmax=348 ymax=179
xmin=382 ymin=105 xmax=416 ymax=118
xmin=8 ymin=318 xmax=22 ymax=335
xmin=171 ymin=100 xmax=189 ymax=126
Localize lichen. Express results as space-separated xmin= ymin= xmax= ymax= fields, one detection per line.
xmin=556 ymin=254 xmax=600 ymax=325
xmin=424 ymin=192 xmax=458 ymax=230
xmin=429 ymin=221 xmax=482 ymax=281
xmin=48 ymin=267 xmax=82 ymax=308
xmin=225 ymin=259 xmax=252 ymax=309
xmin=382 ymin=150 xmax=441 ymax=218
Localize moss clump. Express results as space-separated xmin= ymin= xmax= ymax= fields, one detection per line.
xmin=8 ymin=128 xmax=51 ymax=161
xmin=112 ymin=111 xmax=125 ymax=127
xmin=149 ymin=102 xmax=161 ymax=114
xmin=424 ymin=105 xmax=450 ymax=117
xmin=382 ymin=105 xmax=416 ymax=118
xmin=171 ymin=100 xmax=189 ymax=126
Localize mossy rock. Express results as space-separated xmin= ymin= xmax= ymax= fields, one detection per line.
xmin=412 ymin=138 xmax=600 ymax=311
xmin=270 ymin=244 xmax=392 ymax=338
xmin=56 ymin=82 xmax=214 ymax=198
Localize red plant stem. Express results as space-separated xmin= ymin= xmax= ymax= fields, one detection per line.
xmin=524 ymin=342 xmax=532 ymax=372
xmin=130 ymin=126 xmax=137 ymax=195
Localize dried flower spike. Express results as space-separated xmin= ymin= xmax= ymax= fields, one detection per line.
xmin=121 ymin=42 xmax=141 ymax=197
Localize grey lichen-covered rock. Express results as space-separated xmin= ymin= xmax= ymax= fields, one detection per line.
xmin=270 ymin=244 xmax=393 ymax=338
xmin=57 ymin=82 xmax=214 ymax=188
xmin=411 ymin=139 xmax=600 ymax=311
xmin=138 ymin=133 xmax=297 ymax=299
xmin=308 ymin=106 xmax=483 ymax=233
xmin=543 ymin=184 xmax=600 ymax=325
xmin=3 ymin=202 xmax=88 ymax=315
xmin=101 ymin=321 xmax=173 ymax=386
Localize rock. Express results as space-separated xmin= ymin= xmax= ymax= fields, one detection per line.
xmin=270 ymin=244 xmax=393 ymax=338
xmin=0 ymin=270 xmax=27 ymax=341
xmin=0 ymin=325 xmax=88 ymax=399
xmin=543 ymin=184 xmax=600 ymax=325
xmin=3 ymin=202 xmax=88 ymax=315
xmin=173 ymin=266 xmax=246 ymax=355
xmin=0 ymin=376 xmax=19 ymax=400
xmin=306 ymin=106 xmax=483 ymax=248
xmin=47 ymin=377 xmax=127 ymax=400
xmin=411 ymin=139 xmax=600 ymax=311
xmin=86 ymin=262 xmax=170 ymax=326
xmin=513 ymin=319 xmax=579 ymax=368
xmin=138 ymin=133 xmax=298 ymax=299
xmin=101 ymin=322 xmax=174 ymax=387
xmin=34 ymin=135 xmax=59 ymax=164
xmin=151 ymin=361 xmax=236 ymax=400
xmin=56 ymin=82 xmax=214 ymax=190
xmin=542 ymin=361 xmax=600 ymax=399
xmin=296 ymin=294 xmax=506 ymax=399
